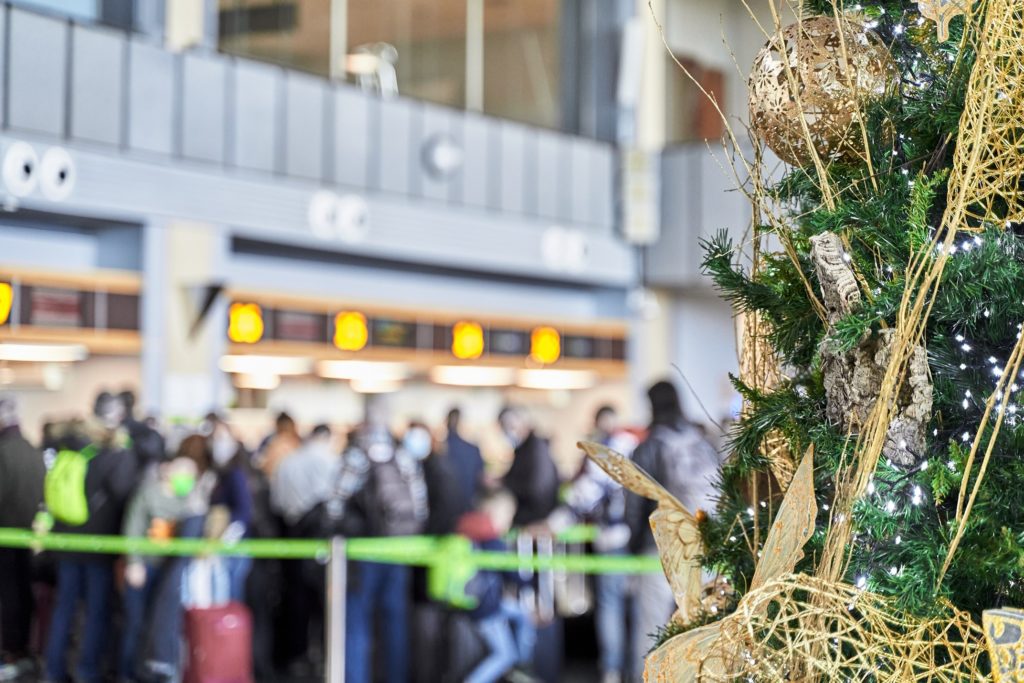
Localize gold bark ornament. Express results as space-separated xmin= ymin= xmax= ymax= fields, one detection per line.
xmin=918 ymin=0 xmax=969 ymax=42
xmin=985 ymin=608 xmax=1024 ymax=682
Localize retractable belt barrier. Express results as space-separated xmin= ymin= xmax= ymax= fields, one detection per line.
xmin=0 ymin=526 xmax=663 ymax=683
xmin=0 ymin=526 xmax=663 ymax=573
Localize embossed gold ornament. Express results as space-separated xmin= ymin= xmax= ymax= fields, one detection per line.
xmin=918 ymin=0 xmax=969 ymax=42
xmin=985 ymin=608 xmax=1024 ymax=682
xmin=748 ymin=16 xmax=897 ymax=167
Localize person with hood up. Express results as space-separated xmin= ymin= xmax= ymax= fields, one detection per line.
xmin=44 ymin=392 xmax=139 ymax=683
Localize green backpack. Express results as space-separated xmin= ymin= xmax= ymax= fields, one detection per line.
xmin=45 ymin=445 xmax=98 ymax=526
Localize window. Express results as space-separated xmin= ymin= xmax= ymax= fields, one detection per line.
xmin=218 ymin=0 xmax=571 ymax=131
xmin=346 ymin=0 xmax=467 ymax=108
xmin=665 ymin=55 xmax=725 ymax=144
xmin=483 ymin=0 xmax=560 ymax=129
xmin=219 ymin=0 xmax=331 ymax=76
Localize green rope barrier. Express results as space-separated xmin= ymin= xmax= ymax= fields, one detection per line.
xmin=0 ymin=527 xmax=662 ymax=574
xmin=0 ymin=526 xmax=664 ymax=608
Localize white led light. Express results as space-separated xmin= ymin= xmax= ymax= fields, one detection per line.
xmin=317 ymin=360 xmax=409 ymax=382
xmin=517 ymin=369 xmax=597 ymax=391
xmin=430 ymin=365 xmax=515 ymax=387
xmin=0 ymin=343 xmax=88 ymax=362
xmin=219 ymin=355 xmax=312 ymax=376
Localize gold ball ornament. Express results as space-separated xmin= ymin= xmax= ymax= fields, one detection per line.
xmin=748 ymin=16 xmax=898 ymax=167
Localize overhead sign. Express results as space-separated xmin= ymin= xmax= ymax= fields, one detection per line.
xmin=333 ymin=311 xmax=369 ymax=351
xmin=228 ymin=303 xmax=264 ymax=344
xmin=451 ymin=321 xmax=485 ymax=360
xmin=227 ymin=299 xmax=627 ymax=365
xmin=29 ymin=287 xmax=83 ymax=327
xmin=0 ymin=283 xmax=11 ymax=326
xmin=530 ymin=326 xmax=561 ymax=365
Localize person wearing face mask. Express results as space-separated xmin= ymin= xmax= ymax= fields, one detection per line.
xmin=404 ymin=421 xmax=461 ymax=683
xmin=404 ymin=421 xmax=461 ymax=535
xmin=206 ymin=419 xmax=254 ymax=602
xmin=120 ymin=435 xmax=214 ymax=683
xmin=497 ymin=405 xmax=560 ymax=529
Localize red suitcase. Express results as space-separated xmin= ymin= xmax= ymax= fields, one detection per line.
xmin=183 ymin=601 xmax=254 ymax=683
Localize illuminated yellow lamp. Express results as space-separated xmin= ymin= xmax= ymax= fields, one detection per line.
xmin=530 ymin=326 xmax=561 ymax=364
xmin=451 ymin=321 xmax=485 ymax=360
xmin=228 ymin=303 xmax=264 ymax=344
xmin=334 ymin=311 xmax=369 ymax=351
xmin=0 ymin=283 xmax=11 ymax=325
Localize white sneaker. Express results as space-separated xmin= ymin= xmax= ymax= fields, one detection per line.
xmin=601 ymin=672 xmax=623 ymax=683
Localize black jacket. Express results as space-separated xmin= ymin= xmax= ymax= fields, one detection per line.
xmin=53 ymin=443 xmax=139 ymax=562
xmin=502 ymin=432 xmax=560 ymax=527
xmin=423 ymin=453 xmax=465 ymax=535
xmin=0 ymin=426 xmax=45 ymax=528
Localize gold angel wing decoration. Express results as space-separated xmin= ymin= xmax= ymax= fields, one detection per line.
xmin=750 ymin=445 xmax=817 ymax=591
xmin=579 ymin=440 xmax=683 ymax=506
xmin=578 ymin=441 xmax=704 ymax=620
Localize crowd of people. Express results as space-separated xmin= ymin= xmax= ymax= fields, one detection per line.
xmin=0 ymin=379 xmax=723 ymax=683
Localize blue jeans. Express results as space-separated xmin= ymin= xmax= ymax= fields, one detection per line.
xmin=595 ymin=570 xmax=628 ymax=675
xmin=120 ymin=558 xmax=189 ymax=681
xmin=224 ymin=555 xmax=252 ymax=602
xmin=45 ymin=560 xmax=114 ymax=683
xmin=345 ymin=562 xmax=410 ymax=683
xmin=466 ymin=600 xmax=536 ymax=683
xmin=121 ymin=516 xmax=205 ymax=682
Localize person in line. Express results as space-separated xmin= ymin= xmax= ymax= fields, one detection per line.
xmin=206 ymin=418 xmax=254 ymax=601
xmin=45 ymin=393 xmax=140 ymax=683
xmin=497 ymin=406 xmax=560 ymax=528
xmin=568 ymin=405 xmax=637 ymax=683
xmin=408 ymin=420 xmax=463 ymax=683
xmin=0 ymin=396 xmax=46 ymax=680
xmin=413 ymin=421 xmax=464 ymax=536
xmin=332 ymin=394 xmax=427 ymax=683
xmin=625 ymin=381 xmax=721 ymax=679
xmin=257 ymin=411 xmax=301 ymax=478
xmin=120 ymin=435 xmax=214 ymax=683
xmin=270 ymin=424 xmax=339 ymax=534
xmin=458 ymin=490 xmax=539 ymax=683
xmin=117 ymin=389 xmax=165 ymax=468
xmin=271 ymin=424 xmax=339 ymax=674
xmin=445 ymin=407 xmax=485 ymax=512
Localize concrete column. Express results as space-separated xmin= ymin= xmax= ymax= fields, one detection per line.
xmin=141 ymin=221 xmax=228 ymax=421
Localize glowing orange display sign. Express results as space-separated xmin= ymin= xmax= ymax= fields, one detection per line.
xmin=228 ymin=303 xmax=264 ymax=344
xmin=530 ymin=326 xmax=561 ymax=364
xmin=0 ymin=283 xmax=11 ymax=325
xmin=451 ymin=321 xmax=484 ymax=360
xmin=334 ymin=311 xmax=369 ymax=351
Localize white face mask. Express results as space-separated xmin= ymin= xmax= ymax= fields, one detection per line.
xmin=402 ymin=428 xmax=432 ymax=461
xmin=211 ymin=432 xmax=236 ymax=466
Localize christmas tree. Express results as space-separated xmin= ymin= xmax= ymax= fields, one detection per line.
xmin=586 ymin=0 xmax=1024 ymax=678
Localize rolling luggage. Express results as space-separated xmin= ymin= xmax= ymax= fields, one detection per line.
xmin=183 ymin=601 xmax=253 ymax=683
xmin=183 ymin=557 xmax=254 ymax=683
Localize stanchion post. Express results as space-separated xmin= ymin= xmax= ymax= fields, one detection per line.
xmin=326 ymin=536 xmax=346 ymax=683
